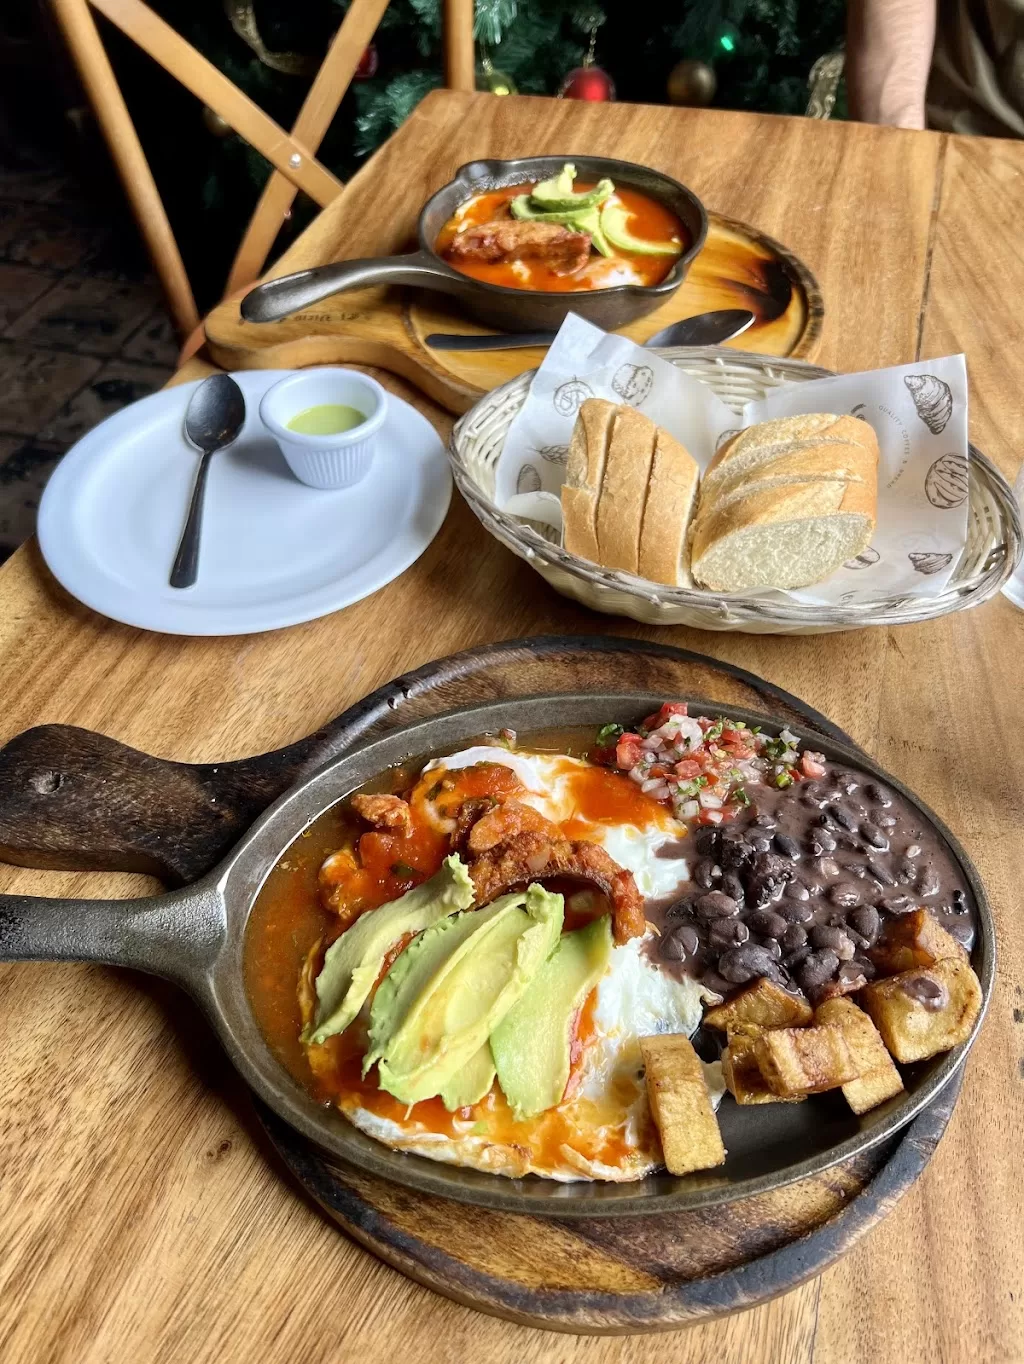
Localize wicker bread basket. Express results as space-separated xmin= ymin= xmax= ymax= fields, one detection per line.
xmin=448 ymin=348 xmax=1022 ymax=634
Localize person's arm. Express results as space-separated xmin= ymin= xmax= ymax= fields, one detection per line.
xmin=846 ymin=0 xmax=937 ymax=129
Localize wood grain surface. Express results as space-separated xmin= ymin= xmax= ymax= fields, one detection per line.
xmin=205 ymin=208 xmax=822 ymax=412
xmin=0 ymin=93 xmax=1022 ymax=1363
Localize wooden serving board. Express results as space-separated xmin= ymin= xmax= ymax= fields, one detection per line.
xmin=204 ymin=213 xmax=823 ymax=416
xmin=0 ymin=637 xmax=963 ymax=1333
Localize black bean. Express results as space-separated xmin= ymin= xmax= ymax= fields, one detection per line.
xmin=851 ymin=956 xmax=876 ymax=980
xmin=811 ymin=857 xmax=840 ymax=880
xmin=877 ymin=814 xmax=897 ymax=828
xmin=866 ymin=782 xmax=892 ymax=807
xmin=798 ymin=949 xmax=840 ymax=995
xmin=784 ymin=945 xmax=812 ymax=969
xmin=753 ymin=811 xmax=777 ymax=830
xmin=720 ymin=871 xmax=746 ymax=904
xmin=696 ymin=890 xmax=740 ymax=921
xmin=694 ymin=826 xmax=720 ymax=859
xmin=782 ymin=923 xmax=808 ymax=952
xmin=917 ymin=866 xmax=941 ymax=897
xmin=660 ymin=929 xmax=689 ymax=960
xmin=860 ymin=822 xmax=889 ymax=850
xmin=665 ymin=895 xmax=698 ymax=921
xmin=709 ymin=919 xmax=750 ymax=951
xmin=827 ymin=804 xmax=860 ymax=832
xmin=953 ymin=888 xmax=969 ymax=915
xmin=700 ymin=969 xmax=735 ymax=999
xmin=828 ymin=882 xmax=863 ymax=908
xmin=719 ymin=833 xmax=753 ymax=871
xmin=693 ymin=858 xmax=717 ymax=891
xmin=896 ymin=857 xmax=917 ymax=884
xmin=949 ymin=920 xmax=974 ymax=948
xmin=867 ymin=856 xmax=898 ymax=887
xmin=808 ymin=829 xmax=837 ymax=855
xmin=778 ymin=900 xmax=814 ymax=923
xmin=879 ymin=893 xmax=915 ymax=915
xmin=748 ymin=909 xmax=788 ymax=938
xmin=811 ymin=923 xmax=848 ymax=951
xmin=744 ymin=831 xmax=773 ymax=853
xmin=718 ymin=943 xmax=783 ymax=984
xmin=762 ymin=938 xmax=783 ymax=960
xmin=849 ymin=905 xmax=881 ymax=944
xmin=773 ymin=832 xmax=802 ymax=860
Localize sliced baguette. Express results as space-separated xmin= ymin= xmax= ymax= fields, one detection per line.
xmin=561 ymin=398 xmax=617 ymax=564
xmin=594 ymin=405 xmax=658 ymax=573
xmin=700 ymin=442 xmax=877 ymax=512
xmin=690 ymin=479 xmax=876 ymax=592
xmin=703 ymin=415 xmax=879 ymax=501
xmin=637 ymin=428 xmax=701 ymax=586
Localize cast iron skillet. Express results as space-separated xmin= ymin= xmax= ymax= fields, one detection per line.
xmin=0 ymin=693 xmax=993 ymax=1217
xmin=239 ymin=156 xmax=709 ymax=333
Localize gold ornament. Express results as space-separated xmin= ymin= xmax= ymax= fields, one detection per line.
xmin=667 ymin=59 xmax=717 ymax=107
xmin=478 ymin=53 xmax=517 ymax=96
xmin=224 ymin=0 xmax=317 ymax=76
xmin=202 ymin=106 xmax=232 ymax=138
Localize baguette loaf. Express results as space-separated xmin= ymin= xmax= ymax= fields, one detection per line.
xmin=638 ymin=428 xmax=700 ymax=586
xmin=562 ymin=398 xmax=616 ymax=564
xmin=702 ymin=414 xmax=878 ymax=501
xmin=594 ymin=405 xmax=658 ymax=573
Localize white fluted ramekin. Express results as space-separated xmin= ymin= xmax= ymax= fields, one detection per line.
xmin=259 ymin=367 xmax=387 ymax=489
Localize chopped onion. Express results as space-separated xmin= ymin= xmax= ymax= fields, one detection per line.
xmin=642 ymin=780 xmax=670 ymax=799
xmin=680 ymin=799 xmax=700 ymax=819
xmin=699 ymin=791 xmax=724 ymax=809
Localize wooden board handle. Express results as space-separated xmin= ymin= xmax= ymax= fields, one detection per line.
xmin=0 ymin=725 xmax=322 ymax=887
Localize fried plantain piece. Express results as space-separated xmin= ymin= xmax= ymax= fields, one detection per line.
xmin=815 ymin=997 xmax=904 ymax=1114
xmin=753 ymin=1023 xmax=858 ymax=1097
xmin=704 ymin=977 xmax=813 ymax=1033
xmin=859 ymin=957 xmax=982 ymax=1063
xmin=640 ymin=1034 xmax=726 ymax=1175
xmin=868 ymin=907 xmax=968 ymax=976
xmin=721 ymin=1023 xmax=806 ymax=1105
xmin=350 ymin=793 xmax=413 ymax=836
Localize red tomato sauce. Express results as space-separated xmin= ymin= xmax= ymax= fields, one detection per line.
xmin=435 ymin=182 xmax=687 ymax=292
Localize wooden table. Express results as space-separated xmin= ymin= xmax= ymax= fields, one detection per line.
xmin=1 ymin=91 xmax=1023 ymax=1364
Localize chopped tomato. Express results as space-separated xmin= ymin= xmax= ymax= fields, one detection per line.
xmin=615 ymin=733 xmax=645 ymax=769
xmin=801 ymin=753 xmax=827 ymax=778
xmin=642 ymin=701 xmax=688 ymax=730
xmin=674 ymin=758 xmax=702 ymax=779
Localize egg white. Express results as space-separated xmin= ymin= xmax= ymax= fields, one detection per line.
xmin=424 ymin=746 xmax=692 ymax=902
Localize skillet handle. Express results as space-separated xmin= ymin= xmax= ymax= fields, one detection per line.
xmin=240 ymin=250 xmax=464 ymax=324
xmin=0 ymin=883 xmax=223 ymax=995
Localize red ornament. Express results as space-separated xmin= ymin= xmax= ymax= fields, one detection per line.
xmin=354 ymin=44 xmax=378 ymax=79
xmin=559 ymin=63 xmax=615 ymax=101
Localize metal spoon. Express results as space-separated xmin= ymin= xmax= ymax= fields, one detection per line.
xmin=169 ymin=374 xmax=247 ymax=590
xmin=424 ymin=308 xmax=755 ymax=351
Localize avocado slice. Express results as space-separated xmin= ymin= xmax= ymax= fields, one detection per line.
xmin=491 ymin=915 xmax=613 ymax=1119
xmin=304 ymin=854 xmax=474 ymax=1045
xmin=530 ymin=163 xmax=614 ymax=213
xmin=509 ymin=195 xmax=613 ymax=258
xmin=366 ymin=884 xmax=564 ymax=1106
xmin=439 ymin=1043 xmax=496 ymax=1111
xmin=599 ymin=199 xmax=683 ymax=257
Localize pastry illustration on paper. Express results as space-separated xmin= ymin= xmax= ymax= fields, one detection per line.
xmin=552 ymin=378 xmax=593 ymax=417
xmin=908 ymin=550 xmax=953 ymax=575
xmin=516 ymin=462 xmax=542 ymax=495
xmin=924 ymin=453 xmax=969 ymax=509
xmin=904 ymin=374 xmax=953 ymax=435
xmin=611 ymin=363 xmax=654 ymax=406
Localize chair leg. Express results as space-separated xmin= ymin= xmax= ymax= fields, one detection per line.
xmin=444 ymin=0 xmax=476 ymax=91
xmin=50 ymin=0 xmax=200 ymax=335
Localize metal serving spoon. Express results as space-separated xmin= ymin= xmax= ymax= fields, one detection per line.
xmin=424 ymin=308 xmax=755 ymax=351
xmin=170 ymin=374 xmax=247 ymax=590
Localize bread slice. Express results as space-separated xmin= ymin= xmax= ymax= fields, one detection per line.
xmin=595 ymin=406 xmax=658 ymax=573
xmin=702 ymin=443 xmax=877 ymax=511
xmin=703 ymin=415 xmax=879 ymax=502
xmin=561 ymin=398 xmax=616 ymax=565
xmin=690 ymin=479 xmax=876 ymax=591
xmin=638 ymin=428 xmax=700 ymax=586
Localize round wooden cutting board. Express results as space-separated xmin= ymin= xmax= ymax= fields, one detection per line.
xmin=220 ymin=636 xmax=952 ymax=1336
xmin=204 ymin=214 xmax=822 ymax=416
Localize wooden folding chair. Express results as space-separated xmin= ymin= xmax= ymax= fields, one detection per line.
xmin=49 ymin=0 xmax=476 ymax=338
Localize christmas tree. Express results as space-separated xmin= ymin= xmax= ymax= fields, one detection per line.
xmin=115 ymin=0 xmax=845 ymax=306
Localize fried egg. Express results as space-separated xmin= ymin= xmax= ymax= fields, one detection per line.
xmin=423 ymin=746 xmax=692 ymax=901
xmin=340 ymin=933 xmax=720 ymax=1181
xmin=326 ymin=747 xmax=715 ymax=1181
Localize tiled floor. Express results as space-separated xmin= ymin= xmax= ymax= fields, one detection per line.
xmin=0 ymin=162 xmax=176 ymax=561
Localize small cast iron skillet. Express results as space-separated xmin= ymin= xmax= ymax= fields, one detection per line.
xmin=0 ymin=693 xmax=993 ymax=1219
xmin=240 ymin=156 xmax=709 ymax=333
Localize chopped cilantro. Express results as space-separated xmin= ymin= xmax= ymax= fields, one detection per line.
xmin=679 ymin=776 xmax=709 ymax=798
xmin=751 ymin=726 xmax=762 ymax=734
xmin=763 ymin=736 xmax=789 ymax=762
xmin=774 ymin=771 xmax=793 ymax=789
xmin=704 ymin=717 xmax=726 ymax=742
xmin=596 ymin=722 xmax=624 ymax=745
xmin=427 ymin=780 xmax=443 ymax=800
xmin=733 ymin=786 xmax=751 ymax=807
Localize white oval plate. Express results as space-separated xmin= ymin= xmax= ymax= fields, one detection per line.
xmin=37 ymin=370 xmax=451 ymax=636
